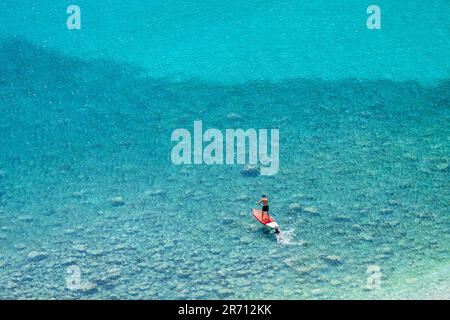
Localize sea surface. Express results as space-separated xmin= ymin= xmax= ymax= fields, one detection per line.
xmin=0 ymin=1 xmax=449 ymax=299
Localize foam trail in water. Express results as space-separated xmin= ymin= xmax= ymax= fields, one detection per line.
xmin=276 ymin=228 xmax=296 ymax=245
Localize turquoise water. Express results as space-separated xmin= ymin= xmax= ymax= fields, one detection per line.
xmin=2 ymin=0 xmax=450 ymax=83
xmin=0 ymin=1 xmax=449 ymax=299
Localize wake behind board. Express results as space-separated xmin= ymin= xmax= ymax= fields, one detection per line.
xmin=252 ymin=209 xmax=279 ymax=232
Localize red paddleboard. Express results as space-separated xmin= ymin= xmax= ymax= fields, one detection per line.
xmin=252 ymin=209 xmax=279 ymax=231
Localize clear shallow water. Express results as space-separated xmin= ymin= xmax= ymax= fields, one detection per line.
xmin=0 ymin=1 xmax=449 ymax=300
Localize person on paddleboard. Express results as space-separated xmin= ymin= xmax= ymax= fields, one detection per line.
xmin=257 ymin=195 xmax=270 ymax=221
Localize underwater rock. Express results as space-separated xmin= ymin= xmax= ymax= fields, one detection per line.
xmin=388 ymin=200 xmax=402 ymax=207
xmin=106 ymin=267 xmax=122 ymax=279
xmin=236 ymin=195 xmax=251 ymax=202
xmin=73 ymin=244 xmax=87 ymax=253
xmin=175 ymin=268 xmax=191 ymax=279
xmin=71 ymin=191 xmax=86 ymax=199
xmin=380 ymin=208 xmax=394 ymax=214
xmin=241 ymin=165 xmax=260 ymax=177
xmin=380 ymin=246 xmax=393 ymax=255
xmin=363 ymin=284 xmax=377 ymax=291
xmin=333 ymin=215 xmax=351 ymax=222
xmin=299 ymin=240 xmax=309 ymax=246
xmin=114 ymin=243 xmax=129 ymax=251
xmin=323 ymin=255 xmax=343 ymax=265
xmin=27 ymin=251 xmax=48 ymax=262
xmin=360 ymin=233 xmax=374 ymax=241
xmin=137 ymin=283 xmax=151 ymax=292
xmin=330 ymin=279 xmax=342 ymax=286
xmin=385 ymin=220 xmax=400 ymax=227
xmin=235 ymin=269 xmax=251 ymax=277
xmin=288 ymin=203 xmax=302 ymax=213
xmin=64 ymin=228 xmax=77 ymax=235
xmin=293 ymin=193 xmax=315 ymax=201
xmin=294 ymin=265 xmax=315 ymax=275
xmin=239 ymin=236 xmax=252 ymax=244
xmin=310 ymin=288 xmax=324 ymax=296
xmin=303 ymin=206 xmax=319 ymax=214
xmin=288 ymin=203 xmax=318 ymax=214
xmin=415 ymin=212 xmax=432 ymax=220
xmin=226 ymin=113 xmax=242 ymax=120
xmin=78 ymin=282 xmax=98 ymax=294
xmin=111 ymin=196 xmax=126 ymax=207
xmin=15 ymin=243 xmax=27 ymax=251
xmin=283 ymin=257 xmax=312 ymax=274
xmin=342 ymin=275 xmax=354 ymax=284
xmin=61 ymin=258 xmax=78 ymax=267
xmin=18 ymin=215 xmax=34 ymax=223
xmin=95 ymin=267 xmax=121 ymax=286
xmin=86 ymin=249 xmax=104 ymax=256
xmin=144 ymin=189 xmax=167 ymax=197
xmin=403 ymin=152 xmax=419 ymax=161
xmin=217 ymin=288 xmax=234 ymax=297
xmin=220 ymin=214 xmax=235 ymax=224
xmin=6 ymin=282 xmax=18 ymax=290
